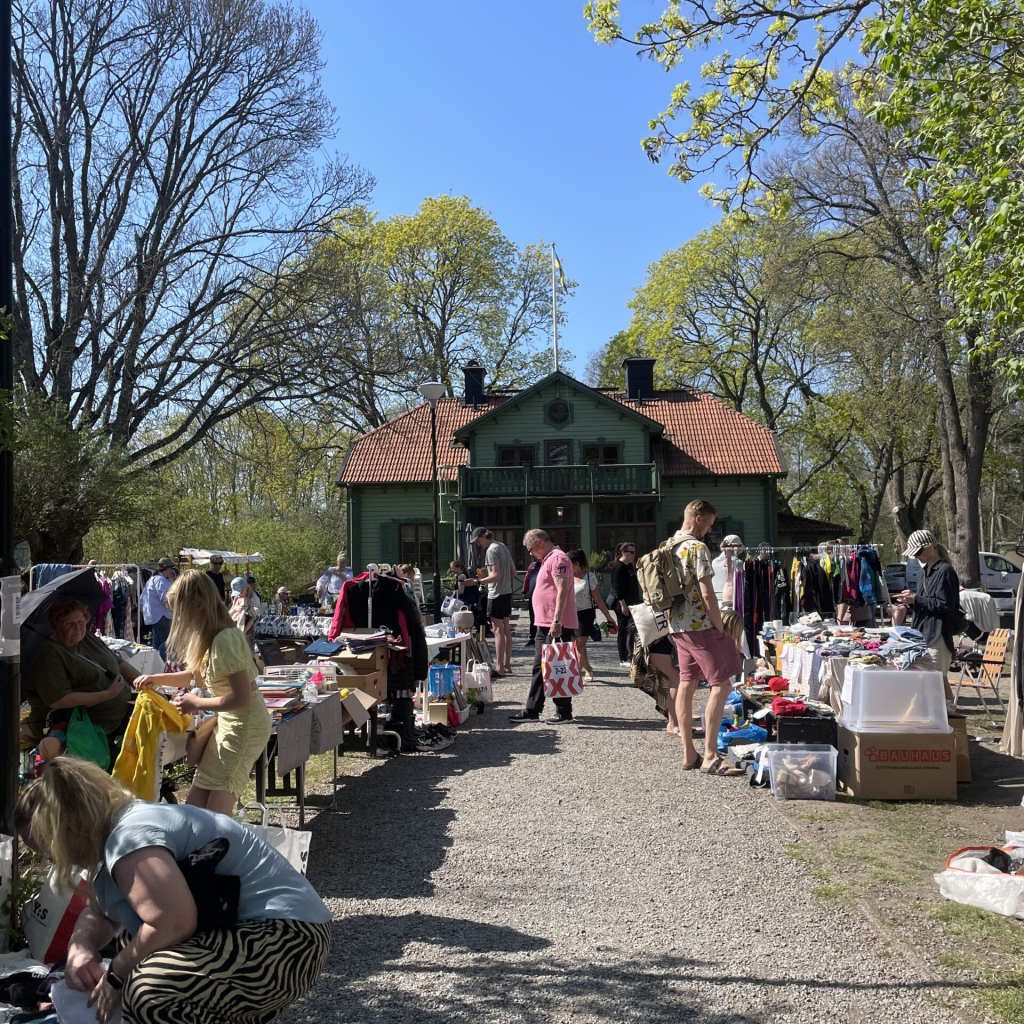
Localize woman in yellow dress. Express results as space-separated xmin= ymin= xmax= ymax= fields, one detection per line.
xmin=134 ymin=570 xmax=271 ymax=814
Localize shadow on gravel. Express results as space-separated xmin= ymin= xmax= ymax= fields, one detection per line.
xmin=306 ymin=726 xmax=559 ymax=901
xmin=287 ymin=942 xmax=1001 ymax=1024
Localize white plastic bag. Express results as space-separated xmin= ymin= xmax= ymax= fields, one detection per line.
xmin=22 ymin=867 xmax=90 ymax=964
xmin=237 ymin=803 xmax=311 ymax=876
xmin=935 ymin=846 xmax=1024 ymax=919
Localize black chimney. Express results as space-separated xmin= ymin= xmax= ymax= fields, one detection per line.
xmin=463 ymin=361 xmax=486 ymax=407
xmin=621 ymin=357 xmax=656 ymax=401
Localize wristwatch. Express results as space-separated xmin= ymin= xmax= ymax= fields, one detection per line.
xmin=105 ymin=968 xmax=126 ymax=991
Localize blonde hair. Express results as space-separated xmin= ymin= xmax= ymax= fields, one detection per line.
xmin=721 ymin=610 xmax=744 ymax=652
xmin=15 ymin=757 xmax=133 ymax=891
xmin=166 ymin=569 xmax=235 ymax=674
xmin=684 ymin=499 xmax=717 ymax=521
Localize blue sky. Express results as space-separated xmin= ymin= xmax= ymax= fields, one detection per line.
xmin=310 ymin=0 xmax=718 ymax=372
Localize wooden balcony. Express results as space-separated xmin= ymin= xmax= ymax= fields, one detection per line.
xmin=458 ymin=463 xmax=659 ymax=499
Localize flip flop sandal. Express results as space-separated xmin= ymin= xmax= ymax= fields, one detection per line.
xmin=682 ymin=755 xmax=701 ymax=770
xmin=701 ymin=755 xmax=745 ymax=777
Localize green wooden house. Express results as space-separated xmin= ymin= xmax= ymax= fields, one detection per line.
xmin=337 ymin=359 xmax=786 ymax=577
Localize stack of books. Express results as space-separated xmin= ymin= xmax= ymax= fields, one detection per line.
xmin=257 ymin=679 xmax=305 ymax=720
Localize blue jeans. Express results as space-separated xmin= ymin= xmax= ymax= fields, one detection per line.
xmin=149 ymin=616 xmax=171 ymax=660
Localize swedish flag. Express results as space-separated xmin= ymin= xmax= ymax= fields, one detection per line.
xmin=553 ymin=246 xmax=568 ymax=295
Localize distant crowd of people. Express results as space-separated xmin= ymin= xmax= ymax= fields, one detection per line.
xmin=467 ymin=503 xmax=963 ymax=777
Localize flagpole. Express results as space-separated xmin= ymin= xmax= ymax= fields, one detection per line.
xmin=551 ymin=242 xmax=559 ymax=372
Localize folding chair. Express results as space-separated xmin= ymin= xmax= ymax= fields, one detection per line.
xmin=953 ymin=628 xmax=1011 ymax=711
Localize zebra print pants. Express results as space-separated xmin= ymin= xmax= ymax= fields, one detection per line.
xmin=121 ymin=918 xmax=331 ymax=1024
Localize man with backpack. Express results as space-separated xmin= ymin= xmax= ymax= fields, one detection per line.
xmin=664 ymin=499 xmax=744 ymax=775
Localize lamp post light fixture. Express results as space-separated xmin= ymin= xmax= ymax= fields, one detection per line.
xmin=417 ymin=381 xmax=447 ymax=622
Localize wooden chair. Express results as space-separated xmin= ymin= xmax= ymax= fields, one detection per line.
xmin=953 ymin=628 xmax=1011 ymax=711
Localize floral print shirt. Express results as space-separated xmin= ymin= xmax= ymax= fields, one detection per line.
xmin=668 ymin=531 xmax=714 ymax=634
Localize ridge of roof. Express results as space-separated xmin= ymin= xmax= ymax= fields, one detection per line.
xmin=453 ymin=370 xmax=665 ymax=436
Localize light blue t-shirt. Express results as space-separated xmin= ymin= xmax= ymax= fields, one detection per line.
xmin=94 ymin=802 xmax=331 ymax=935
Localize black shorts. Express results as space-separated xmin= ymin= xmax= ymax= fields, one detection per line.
xmin=488 ymin=593 xmax=513 ymax=619
xmin=574 ymin=608 xmax=597 ymax=636
xmin=648 ymin=636 xmax=676 ymax=658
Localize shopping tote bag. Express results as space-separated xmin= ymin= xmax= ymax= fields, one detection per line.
xmin=541 ymin=642 xmax=584 ymax=698
xmin=237 ymin=804 xmax=312 ymax=876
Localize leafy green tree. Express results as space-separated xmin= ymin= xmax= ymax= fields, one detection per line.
xmin=375 ymin=195 xmax=565 ymax=393
xmin=592 ymin=215 xmax=825 ymax=439
xmin=867 ymin=0 xmax=1024 ymax=368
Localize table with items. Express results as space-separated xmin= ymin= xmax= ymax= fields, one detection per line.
xmin=716 ymin=618 xmax=967 ymax=802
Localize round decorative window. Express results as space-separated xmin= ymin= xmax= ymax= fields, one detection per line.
xmin=547 ymin=400 xmax=569 ymax=424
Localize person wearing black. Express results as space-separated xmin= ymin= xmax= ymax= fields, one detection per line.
xmin=609 ymin=542 xmax=641 ymax=666
xmin=205 ymin=556 xmax=227 ymax=603
xmin=522 ymin=559 xmax=541 ymax=647
xmin=897 ymin=529 xmax=960 ymax=701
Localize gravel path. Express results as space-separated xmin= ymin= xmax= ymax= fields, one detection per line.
xmin=283 ymin=620 xmax=963 ymax=1024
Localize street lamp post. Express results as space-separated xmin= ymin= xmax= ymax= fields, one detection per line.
xmin=417 ymin=381 xmax=446 ymax=623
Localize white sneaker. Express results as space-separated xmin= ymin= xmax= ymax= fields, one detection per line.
xmin=619 ymin=661 xmax=631 ymax=668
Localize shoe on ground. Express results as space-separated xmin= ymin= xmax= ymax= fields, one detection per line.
xmin=584 ymin=671 xmax=595 ymax=683
xmin=619 ymin=661 xmax=631 ymax=668
xmin=549 ymin=713 xmax=574 ymax=724
xmin=509 ymin=710 xmax=539 ymax=722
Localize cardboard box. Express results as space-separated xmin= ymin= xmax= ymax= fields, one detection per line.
xmin=836 ymin=725 xmax=957 ymax=801
xmin=339 ymin=688 xmax=377 ymax=728
xmin=327 ymin=649 xmax=387 ymax=703
xmin=948 ymin=713 xmax=972 ymax=783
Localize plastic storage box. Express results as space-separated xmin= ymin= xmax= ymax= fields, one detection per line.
xmin=766 ymin=744 xmax=838 ymax=801
xmin=840 ymin=665 xmax=950 ymax=733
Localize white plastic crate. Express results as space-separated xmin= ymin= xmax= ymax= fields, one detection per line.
xmin=840 ymin=665 xmax=949 ymax=732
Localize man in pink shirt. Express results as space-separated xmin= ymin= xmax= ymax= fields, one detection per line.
xmin=510 ymin=529 xmax=579 ymax=724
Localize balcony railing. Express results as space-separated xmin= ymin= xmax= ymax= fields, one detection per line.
xmin=459 ymin=463 xmax=659 ymax=499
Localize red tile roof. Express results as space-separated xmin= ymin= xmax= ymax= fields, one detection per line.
xmin=337 ymin=383 xmax=784 ymax=484
xmin=337 ymin=397 xmax=509 ymax=484
xmin=606 ymin=388 xmax=784 ymax=476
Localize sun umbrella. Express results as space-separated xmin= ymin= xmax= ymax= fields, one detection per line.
xmin=20 ymin=567 xmax=114 ymax=689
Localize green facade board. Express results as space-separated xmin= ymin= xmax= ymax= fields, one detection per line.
xmin=342 ymin=373 xmax=780 ymax=574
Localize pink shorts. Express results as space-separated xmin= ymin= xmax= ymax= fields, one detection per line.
xmin=672 ymin=629 xmax=743 ymax=686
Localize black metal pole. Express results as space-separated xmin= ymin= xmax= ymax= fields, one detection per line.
xmin=0 ymin=0 xmax=17 ymax=839
xmin=430 ymin=402 xmax=441 ymax=623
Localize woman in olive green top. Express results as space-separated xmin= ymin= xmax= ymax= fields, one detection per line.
xmin=134 ymin=571 xmax=271 ymax=815
xmin=23 ymin=600 xmax=137 ymax=742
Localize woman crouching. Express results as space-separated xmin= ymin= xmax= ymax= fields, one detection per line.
xmin=16 ymin=757 xmax=331 ymax=1024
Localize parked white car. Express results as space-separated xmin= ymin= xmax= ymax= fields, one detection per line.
xmin=902 ymin=551 xmax=1020 ymax=614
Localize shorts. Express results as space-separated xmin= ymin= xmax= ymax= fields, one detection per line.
xmin=672 ymin=629 xmax=743 ymax=686
xmin=574 ymin=608 xmax=597 ymax=637
xmin=647 ymin=636 xmax=675 ymax=658
xmin=488 ymin=593 xmax=513 ymax=620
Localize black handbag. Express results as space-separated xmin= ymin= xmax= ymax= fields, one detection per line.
xmin=176 ymin=839 xmax=240 ymax=932
xmin=588 ymin=622 xmax=602 ymax=642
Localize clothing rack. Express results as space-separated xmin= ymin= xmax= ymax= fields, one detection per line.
xmin=28 ymin=562 xmax=145 ymax=640
xmin=751 ymin=544 xmax=882 ymax=555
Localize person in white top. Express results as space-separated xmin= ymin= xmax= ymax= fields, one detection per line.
xmin=710 ymin=534 xmax=745 ymax=611
xmin=316 ymin=553 xmax=353 ymax=603
xmin=568 ymin=549 xmax=612 ymax=683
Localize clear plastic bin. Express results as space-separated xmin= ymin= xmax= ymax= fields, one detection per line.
xmin=840 ymin=665 xmax=950 ymax=732
xmin=766 ymin=744 xmax=838 ymax=801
